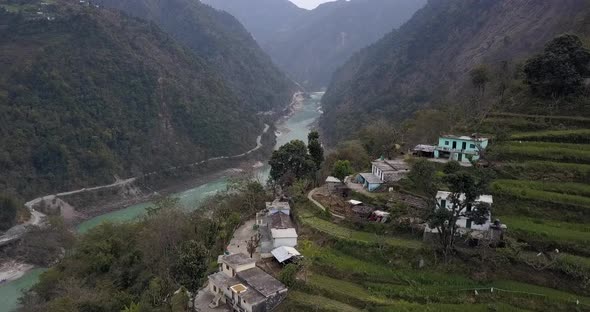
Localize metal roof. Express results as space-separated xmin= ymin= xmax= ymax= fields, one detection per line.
xmin=271 ymin=246 xmax=301 ymax=263
xmin=359 ymin=173 xmax=383 ymax=184
xmin=271 ymin=228 xmax=298 ymax=239
xmin=270 ymin=212 xmax=294 ymax=229
xmin=413 ymin=144 xmax=436 ymax=153
xmin=325 ymin=176 xmax=342 ymax=183
xmin=348 ymin=199 xmax=363 ymax=205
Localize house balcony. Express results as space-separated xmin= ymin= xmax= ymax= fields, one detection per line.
xmin=435 ymin=146 xmax=479 ymax=155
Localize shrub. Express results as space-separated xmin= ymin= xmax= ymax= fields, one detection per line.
xmin=443 ymin=161 xmax=462 ymax=174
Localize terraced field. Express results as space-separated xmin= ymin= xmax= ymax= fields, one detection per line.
xmin=279 ymin=198 xmax=590 ymax=311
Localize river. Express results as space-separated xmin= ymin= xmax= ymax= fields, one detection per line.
xmin=0 ymin=92 xmax=323 ymax=312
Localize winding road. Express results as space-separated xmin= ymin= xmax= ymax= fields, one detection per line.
xmin=0 ymin=123 xmax=271 ymax=245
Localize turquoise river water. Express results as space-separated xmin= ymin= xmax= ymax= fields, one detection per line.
xmin=0 ymin=93 xmax=323 ymax=312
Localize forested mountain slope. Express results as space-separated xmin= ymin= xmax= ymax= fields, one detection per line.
xmin=94 ymin=0 xmax=296 ymax=112
xmin=0 ymin=1 xmax=261 ymax=197
xmin=320 ymin=0 xmax=590 ymax=143
xmin=204 ymin=0 xmax=425 ymax=89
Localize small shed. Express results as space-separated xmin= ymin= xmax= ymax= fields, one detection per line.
xmin=271 ymin=246 xmax=301 ymax=264
xmin=351 ymin=205 xmax=375 ymax=219
xmin=348 ymin=199 xmax=363 ymax=206
xmin=356 ymin=173 xmax=383 ymax=192
xmin=325 ymin=176 xmax=343 ymax=193
xmin=369 ymin=210 xmax=390 ymax=223
xmin=412 ymin=144 xmax=436 ymax=158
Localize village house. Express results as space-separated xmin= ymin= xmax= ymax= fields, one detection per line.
xmin=356 ymin=158 xmax=410 ymax=192
xmin=208 ymin=253 xmax=288 ymax=312
xmin=433 ymin=135 xmax=489 ymax=163
xmin=257 ymin=201 xmax=298 ymax=257
xmin=434 ymin=191 xmax=493 ymax=231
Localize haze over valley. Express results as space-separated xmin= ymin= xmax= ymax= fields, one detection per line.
xmin=1 ymin=1 xmax=590 ymax=312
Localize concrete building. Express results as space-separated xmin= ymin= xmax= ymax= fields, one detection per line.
xmin=258 ymin=202 xmax=298 ymax=256
xmin=433 ymin=135 xmax=489 ymax=163
xmin=356 ymin=158 xmax=410 ymax=192
xmin=435 ymin=191 xmax=493 ymax=231
xmin=208 ymin=253 xmax=288 ymax=312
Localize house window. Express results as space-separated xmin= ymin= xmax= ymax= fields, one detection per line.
xmin=470 ymin=144 xmax=476 ymax=149
xmin=445 ymin=141 xmax=449 ymax=146
xmin=213 ymin=285 xmax=217 ymax=292
xmin=440 ymin=199 xmax=446 ymax=209
xmin=225 ymin=264 xmax=229 ymax=270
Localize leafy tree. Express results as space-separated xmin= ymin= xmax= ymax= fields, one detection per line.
xmin=171 ymin=287 xmax=190 ymax=312
xmin=524 ymin=34 xmax=590 ymax=97
xmin=278 ymin=263 xmax=299 ymax=287
xmin=307 ymin=131 xmax=324 ymax=169
xmin=407 ymin=159 xmax=437 ymax=196
xmin=428 ymin=171 xmax=491 ymax=262
xmin=332 ymin=160 xmax=353 ymax=181
xmin=321 ymin=140 xmax=370 ymax=179
xmin=358 ymin=120 xmax=399 ymax=158
xmin=172 ymin=240 xmax=209 ymax=293
xmin=442 ymin=160 xmax=461 ymax=174
xmin=269 ymin=140 xmax=316 ymax=187
xmin=0 ymin=194 xmax=19 ymax=231
xmin=470 ymin=65 xmax=490 ymax=95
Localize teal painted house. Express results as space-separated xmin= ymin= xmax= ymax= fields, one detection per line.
xmin=433 ymin=135 xmax=488 ymax=163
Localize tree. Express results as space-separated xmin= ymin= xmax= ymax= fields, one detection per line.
xmin=332 ymin=160 xmax=353 ymax=181
xmin=358 ymin=120 xmax=399 ymax=158
xmin=269 ymin=140 xmax=316 ymax=187
xmin=470 ymin=65 xmax=490 ymax=96
xmin=278 ymin=263 xmax=299 ymax=287
xmin=171 ymin=287 xmax=190 ymax=312
xmin=407 ymin=159 xmax=437 ymax=196
xmin=428 ymin=172 xmax=491 ymax=262
xmin=524 ymin=34 xmax=590 ymax=97
xmin=172 ymin=240 xmax=209 ymax=293
xmin=246 ymin=234 xmax=261 ymax=258
xmin=307 ymin=131 xmax=324 ymax=169
xmin=0 ymin=194 xmax=20 ymax=232
xmin=442 ymin=160 xmax=461 ymax=174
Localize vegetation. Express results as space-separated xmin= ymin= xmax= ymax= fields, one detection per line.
xmin=524 ymin=34 xmax=590 ymax=97
xmin=307 ymin=131 xmax=324 ymax=170
xmin=269 ymin=140 xmax=316 ymax=187
xmin=511 ymin=129 xmax=590 ymax=144
xmin=0 ymin=1 xmax=269 ymax=198
xmin=332 ymin=160 xmax=353 ymax=181
xmin=0 ymin=194 xmax=20 ymax=231
xmin=19 ymin=177 xmax=270 ymax=311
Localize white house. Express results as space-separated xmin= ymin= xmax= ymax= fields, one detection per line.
xmin=258 ymin=203 xmax=298 ymax=256
xmin=208 ymin=253 xmax=288 ymax=312
xmin=435 ymin=191 xmax=493 ymax=231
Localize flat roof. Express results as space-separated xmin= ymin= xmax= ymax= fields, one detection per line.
xmin=372 ymin=160 xmax=396 ymax=172
xmin=413 ymin=144 xmax=436 ymax=152
xmin=221 ymin=253 xmax=257 ymax=267
xmin=237 ymin=267 xmax=287 ymax=298
xmin=266 ymin=201 xmax=290 ymax=210
xmin=209 ymin=271 xmax=241 ymax=289
xmin=436 ymin=191 xmax=493 ymax=204
xmin=440 ymin=135 xmax=488 ymax=141
xmin=271 ymin=228 xmax=298 ymax=238
xmin=359 ymin=173 xmax=383 ymax=184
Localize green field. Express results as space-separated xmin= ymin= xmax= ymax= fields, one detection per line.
xmin=493 ymin=179 xmax=590 ymax=197
xmin=511 ymin=129 xmax=590 ymax=144
xmin=500 ymin=161 xmax=590 ymax=183
xmin=492 ymin=142 xmax=590 ymax=163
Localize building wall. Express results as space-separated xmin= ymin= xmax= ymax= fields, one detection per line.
xmin=437 ymin=137 xmax=488 ymax=153
xmin=273 ymin=237 xmax=297 ymax=248
xmin=437 ymin=198 xmax=491 ymax=230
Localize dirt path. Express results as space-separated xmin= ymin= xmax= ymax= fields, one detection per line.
xmin=307 ymin=187 xmax=346 ymax=219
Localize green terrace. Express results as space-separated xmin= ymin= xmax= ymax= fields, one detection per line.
xmin=500 ymin=161 xmax=590 ymax=183
xmin=511 ymin=129 xmax=590 ymax=144
xmin=491 ymin=141 xmax=590 ymax=163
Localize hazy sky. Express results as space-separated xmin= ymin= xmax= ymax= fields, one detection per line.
xmin=289 ymin=0 xmax=336 ymax=10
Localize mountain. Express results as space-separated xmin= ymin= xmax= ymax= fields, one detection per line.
xmin=94 ymin=0 xmax=296 ymax=112
xmin=320 ymin=0 xmax=590 ymax=143
xmin=0 ymin=1 xmax=264 ymax=197
xmin=203 ymin=0 xmax=426 ymax=89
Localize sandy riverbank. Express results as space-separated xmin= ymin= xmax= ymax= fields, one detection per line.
xmin=0 ymin=261 xmax=34 ymax=284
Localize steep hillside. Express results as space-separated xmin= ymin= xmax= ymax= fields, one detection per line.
xmin=200 ymin=0 xmax=306 ymax=44
xmin=320 ymin=0 xmax=590 ymax=143
xmin=204 ymin=0 xmax=425 ymax=89
xmin=0 ymin=1 xmax=261 ymax=197
xmin=94 ymin=0 xmax=296 ymax=112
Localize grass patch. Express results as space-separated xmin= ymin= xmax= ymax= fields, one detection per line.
xmin=500 ymin=161 xmax=590 ymax=183
xmin=492 ymin=182 xmax=590 ymax=209
xmin=298 ymin=208 xmax=422 ymax=249
xmin=283 ymin=291 xmax=361 ymax=312
xmin=493 ymin=179 xmax=590 ymax=197
xmin=491 ymin=142 xmax=590 ymax=163
xmin=488 ymin=113 xmax=590 ymax=128
xmin=500 ymin=216 xmax=590 ymax=244
xmin=307 ymin=274 xmax=393 ymax=305
xmin=511 ymin=129 xmax=590 ymax=144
